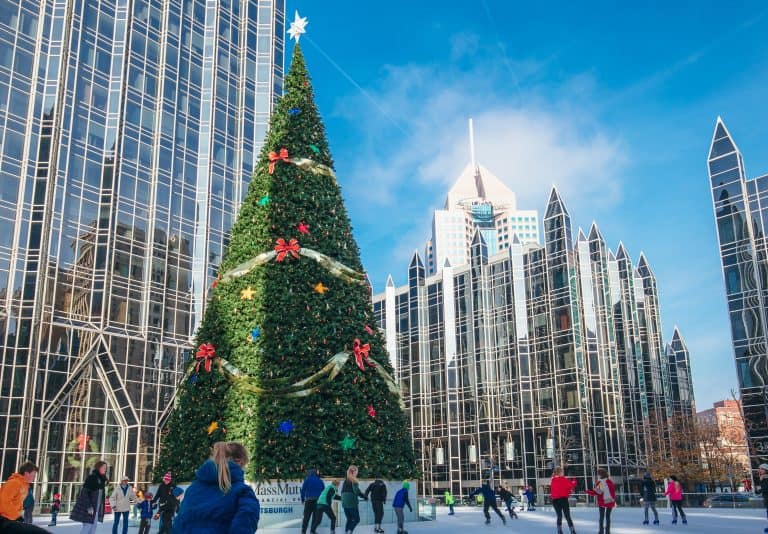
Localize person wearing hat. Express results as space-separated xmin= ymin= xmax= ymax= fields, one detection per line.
xmin=152 ymin=472 xmax=176 ymax=533
xmin=392 ymin=482 xmax=413 ymax=534
xmin=110 ymin=475 xmax=137 ymax=534
xmin=757 ymin=463 xmax=768 ymax=533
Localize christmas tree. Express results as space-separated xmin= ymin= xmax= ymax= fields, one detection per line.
xmin=156 ymin=45 xmax=416 ymax=482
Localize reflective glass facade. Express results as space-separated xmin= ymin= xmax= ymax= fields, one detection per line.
xmin=374 ymin=188 xmax=690 ymax=497
xmin=708 ymin=118 xmax=768 ymax=469
xmin=0 ymin=0 xmax=284 ymax=501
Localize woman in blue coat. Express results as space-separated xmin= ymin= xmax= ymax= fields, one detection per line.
xmin=172 ymin=441 xmax=260 ymax=533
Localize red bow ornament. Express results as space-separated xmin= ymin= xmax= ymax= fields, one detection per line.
xmin=77 ymin=434 xmax=91 ymax=451
xmin=274 ymin=238 xmax=301 ymax=262
xmin=268 ymin=148 xmax=290 ymax=174
xmin=353 ymin=338 xmax=375 ymax=371
xmin=195 ymin=343 xmax=216 ymax=373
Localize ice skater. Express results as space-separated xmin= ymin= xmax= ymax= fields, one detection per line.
xmin=586 ymin=468 xmax=615 ymax=534
xmin=550 ymin=466 xmax=577 ymax=534
xmin=640 ymin=472 xmax=659 ymax=525
xmin=469 ymin=482 xmax=506 ymax=526
xmin=664 ymin=475 xmax=686 ymax=525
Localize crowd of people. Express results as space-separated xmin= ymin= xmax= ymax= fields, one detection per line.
xmin=299 ymin=465 xmax=412 ymax=534
xmin=2 ymin=456 xmax=768 ymax=533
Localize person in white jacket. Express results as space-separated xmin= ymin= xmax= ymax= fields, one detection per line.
xmin=109 ymin=475 xmax=136 ymax=534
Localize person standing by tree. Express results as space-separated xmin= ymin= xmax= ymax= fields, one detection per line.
xmin=110 ymin=475 xmax=136 ymax=534
xmin=550 ymin=466 xmax=577 ymax=534
xmin=586 ymin=468 xmax=615 ymax=534
xmin=392 ymin=482 xmax=412 ymax=534
xmin=443 ymin=490 xmax=455 ymax=516
xmin=364 ymin=477 xmax=387 ymax=533
xmin=301 ymin=469 xmax=324 ymax=534
xmin=664 ymin=475 xmax=687 ymax=525
xmin=70 ymin=461 xmax=109 ymax=534
xmin=469 ymin=482 xmax=506 ymax=526
xmin=640 ymin=472 xmax=659 ymax=525
xmin=340 ymin=466 xmax=366 ymax=534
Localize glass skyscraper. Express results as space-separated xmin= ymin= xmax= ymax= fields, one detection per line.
xmin=0 ymin=0 xmax=284 ymax=500
xmin=708 ymin=117 xmax=768 ymax=470
xmin=374 ymin=187 xmax=692 ymax=497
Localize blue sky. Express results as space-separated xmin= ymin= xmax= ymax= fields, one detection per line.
xmin=288 ymin=1 xmax=768 ymax=410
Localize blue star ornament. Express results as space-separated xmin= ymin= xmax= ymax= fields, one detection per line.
xmin=277 ymin=420 xmax=295 ymax=435
xmin=250 ymin=326 xmax=261 ymax=341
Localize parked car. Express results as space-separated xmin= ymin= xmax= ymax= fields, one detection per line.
xmin=703 ymin=493 xmax=763 ymax=508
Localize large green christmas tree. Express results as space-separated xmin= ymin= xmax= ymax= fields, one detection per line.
xmin=157 ymin=45 xmax=416 ymax=481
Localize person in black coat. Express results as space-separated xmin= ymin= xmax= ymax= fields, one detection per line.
xmin=70 ymin=461 xmax=109 ymax=534
xmin=640 ymin=472 xmax=659 ymax=525
xmin=364 ymin=478 xmax=388 ymax=533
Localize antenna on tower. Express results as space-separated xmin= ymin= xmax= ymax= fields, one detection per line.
xmin=469 ymin=118 xmax=477 ymax=171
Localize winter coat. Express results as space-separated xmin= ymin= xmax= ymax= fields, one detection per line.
xmin=70 ymin=470 xmax=108 ymax=524
xmin=52 ymin=498 xmax=61 ymax=512
xmin=664 ymin=480 xmax=683 ymax=501
xmin=497 ymin=487 xmax=513 ymax=503
xmin=110 ymin=484 xmax=137 ymax=513
xmin=758 ymin=475 xmax=768 ymax=505
xmin=550 ymin=476 xmax=577 ymax=500
xmin=587 ymin=478 xmax=616 ymax=508
xmin=469 ymin=484 xmax=496 ymax=502
xmin=444 ymin=491 xmax=455 ymax=505
xmin=392 ymin=488 xmax=412 ymax=511
xmin=640 ymin=477 xmax=657 ymax=502
xmin=340 ymin=480 xmax=366 ymax=509
xmin=137 ymin=500 xmax=156 ymax=519
xmin=318 ymin=483 xmax=341 ymax=508
xmin=365 ymin=480 xmax=387 ymax=503
xmin=172 ymin=459 xmax=260 ymax=534
xmin=153 ymin=481 xmax=176 ymax=508
xmin=0 ymin=473 xmax=29 ymax=520
xmin=301 ymin=470 xmax=324 ymax=502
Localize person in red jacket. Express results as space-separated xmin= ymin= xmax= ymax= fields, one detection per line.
xmin=586 ymin=468 xmax=615 ymax=534
xmin=550 ymin=466 xmax=577 ymax=534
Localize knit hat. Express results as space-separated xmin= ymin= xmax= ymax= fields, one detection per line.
xmin=163 ymin=472 xmax=172 ymax=482
xmin=759 ymin=463 xmax=768 ymax=471
xmin=121 ymin=475 xmax=129 ymax=481
xmin=402 ymin=481 xmax=410 ymax=489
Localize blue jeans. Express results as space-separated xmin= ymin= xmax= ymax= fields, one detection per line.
xmin=112 ymin=511 xmax=129 ymax=534
xmin=344 ymin=507 xmax=360 ymax=532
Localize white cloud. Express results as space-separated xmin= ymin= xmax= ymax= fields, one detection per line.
xmin=332 ymin=40 xmax=628 ymax=266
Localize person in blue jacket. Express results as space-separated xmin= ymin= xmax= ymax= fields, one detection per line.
xmin=469 ymin=482 xmax=506 ymax=526
xmin=392 ymin=482 xmax=413 ymax=534
xmin=301 ymin=469 xmax=324 ymax=534
xmin=172 ymin=441 xmax=260 ymax=533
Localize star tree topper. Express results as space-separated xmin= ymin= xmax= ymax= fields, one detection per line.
xmin=287 ymin=11 xmax=308 ymax=42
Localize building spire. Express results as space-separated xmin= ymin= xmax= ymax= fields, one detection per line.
xmin=469 ymin=118 xmax=477 ymax=172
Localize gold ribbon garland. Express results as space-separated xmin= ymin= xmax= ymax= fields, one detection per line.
xmin=188 ymin=353 xmax=403 ymax=408
xmin=218 ymin=247 xmax=366 ymax=285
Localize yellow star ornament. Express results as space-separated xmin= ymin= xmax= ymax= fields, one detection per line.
xmin=240 ymin=287 xmax=256 ymax=300
xmin=313 ymin=282 xmax=328 ymax=294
